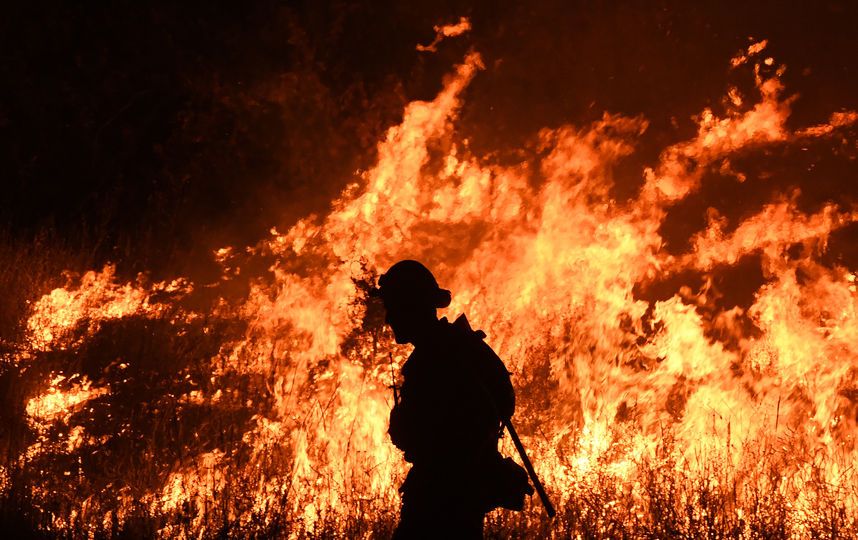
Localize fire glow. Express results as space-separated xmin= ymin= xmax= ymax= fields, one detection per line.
xmin=6 ymin=34 xmax=858 ymax=538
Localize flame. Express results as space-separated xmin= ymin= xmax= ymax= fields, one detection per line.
xmin=7 ymin=31 xmax=858 ymax=538
xmin=25 ymin=375 xmax=107 ymax=425
xmin=26 ymin=264 xmax=192 ymax=352
xmin=416 ymin=16 xmax=472 ymax=52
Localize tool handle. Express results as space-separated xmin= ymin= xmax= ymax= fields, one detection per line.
xmin=504 ymin=419 xmax=556 ymax=518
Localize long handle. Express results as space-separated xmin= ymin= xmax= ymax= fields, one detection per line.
xmin=388 ymin=352 xmax=399 ymax=404
xmin=503 ymin=419 xmax=556 ymax=518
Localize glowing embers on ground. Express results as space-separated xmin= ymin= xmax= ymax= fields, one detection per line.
xmin=8 ymin=36 xmax=858 ymax=538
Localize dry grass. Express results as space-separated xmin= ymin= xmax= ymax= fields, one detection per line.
xmin=3 ymin=406 xmax=856 ymax=539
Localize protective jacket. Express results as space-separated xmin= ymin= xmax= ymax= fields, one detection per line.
xmin=388 ymin=315 xmax=530 ymax=519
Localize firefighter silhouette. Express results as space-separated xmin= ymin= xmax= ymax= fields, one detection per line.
xmin=372 ymin=260 xmax=532 ymax=539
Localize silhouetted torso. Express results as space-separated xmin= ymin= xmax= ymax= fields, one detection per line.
xmin=389 ymin=315 xmax=514 ymax=539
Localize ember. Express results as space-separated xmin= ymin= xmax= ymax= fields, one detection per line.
xmin=3 ymin=4 xmax=858 ymax=539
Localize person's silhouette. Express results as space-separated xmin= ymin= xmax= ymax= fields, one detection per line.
xmin=372 ymin=260 xmax=532 ymax=539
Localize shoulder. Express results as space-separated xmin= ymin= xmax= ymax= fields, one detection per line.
xmin=446 ymin=315 xmax=507 ymax=369
xmin=442 ymin=315 xmax=482 ymax=350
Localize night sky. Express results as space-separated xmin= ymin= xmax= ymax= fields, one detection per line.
xmin=3 ymin=1 xmax=857 ymax=277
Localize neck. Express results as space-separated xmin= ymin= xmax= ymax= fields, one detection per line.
xmin=410 ymin=316 xmax=442 ymax=347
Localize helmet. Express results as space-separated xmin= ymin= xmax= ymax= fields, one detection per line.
xmin=372 ymin=260 xmax=451 ymax=308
